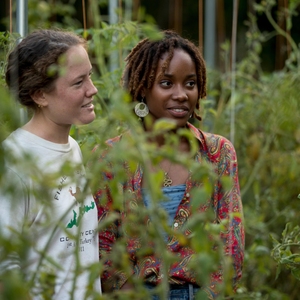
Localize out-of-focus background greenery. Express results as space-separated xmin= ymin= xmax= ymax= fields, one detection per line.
xmin=1 ymin=0 xmax=300 ymax=299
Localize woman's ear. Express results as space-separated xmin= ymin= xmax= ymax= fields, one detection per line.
xmin=31 ymin=90 xmax=48 ymax=108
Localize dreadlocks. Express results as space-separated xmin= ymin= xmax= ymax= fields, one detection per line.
xmin=121 ymin=30 xmax=206 ymax=121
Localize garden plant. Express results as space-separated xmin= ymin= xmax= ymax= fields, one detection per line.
xmin=1 ymin=0 xmax=300 ymax=299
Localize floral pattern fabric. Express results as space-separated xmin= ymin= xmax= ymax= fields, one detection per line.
xmin=94 ymin=123 xmax=244 ymax=299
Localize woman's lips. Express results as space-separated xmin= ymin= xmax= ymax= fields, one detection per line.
xmin=167 ymin=107 xmax=189 ymax=117
xmin=81 ymin=102 xmax=94 ymax=110
xmin=81 ymin=101 xmax=93 ymax=108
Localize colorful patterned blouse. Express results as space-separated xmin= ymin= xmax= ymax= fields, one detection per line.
xmin=94 ymin=123 xmax=244 ymax=299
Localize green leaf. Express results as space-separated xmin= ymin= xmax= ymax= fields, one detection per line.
xmin=152 ymin=118 xmax=177 ymax=133
xmin=291 ymin=268 xmax=300 ymax=281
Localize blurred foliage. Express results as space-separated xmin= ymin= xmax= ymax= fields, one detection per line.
xmin=203 ymin=1 xmax=300 ymax=299
xmin=1 ymin=0 xmax=300 ymax=299
xmin=271 ymin=222 xmax=300 ymax=281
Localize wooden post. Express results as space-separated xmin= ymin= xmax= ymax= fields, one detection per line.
xmin=199 ymin=0 xmax=203 ymax=53
xmin=216 ymin=0 xmax=225 ymax=70
xmin=275 ymin=0 xmax=290 ymax=70
xmin=174 ymin=0 xmax=182 ymax=35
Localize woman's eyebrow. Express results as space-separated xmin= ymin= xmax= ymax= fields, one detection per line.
xmin=162 ymin=73 xmax=197 ymax=78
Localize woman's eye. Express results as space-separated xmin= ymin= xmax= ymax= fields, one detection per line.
xmin=74 ymin=80 xmax=83 ymax=86
xmin=186 ymin=81 xmax=196 ymax=87
xmin=160 ymin=80 xmax=171 ymax=87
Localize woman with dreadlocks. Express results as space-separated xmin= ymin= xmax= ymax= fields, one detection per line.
xmin=94 ymin=30 xmax=244 ymax=299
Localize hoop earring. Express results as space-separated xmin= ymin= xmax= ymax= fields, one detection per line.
xmin=134 ymin=99 xmax=149 ymax=118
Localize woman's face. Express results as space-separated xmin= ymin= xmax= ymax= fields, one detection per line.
xmin=42 ymin=45 xmax=97 ymax=126
xmin=144 ymin=49 xmax=198 ymax=129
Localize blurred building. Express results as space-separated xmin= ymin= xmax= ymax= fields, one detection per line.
xmin=1 ymin=0 xmax=299 ymax=72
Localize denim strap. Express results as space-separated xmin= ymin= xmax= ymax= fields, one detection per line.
xmin=188 ymin=284 xmax=193 ymax=300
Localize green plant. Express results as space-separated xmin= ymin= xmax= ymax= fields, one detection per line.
xmin=1 ymin=0 xmax=300 ymax=299
xmin=203 ymin=1 xmax=300 ymax=298
xmin=271 ymin=222 xmax=300 ymax=281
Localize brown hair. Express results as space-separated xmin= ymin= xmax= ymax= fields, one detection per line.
xmin=5 ymin=29 xmax=87 ymax=110
xmin=121 ymin=30 xmax=206 ymax=120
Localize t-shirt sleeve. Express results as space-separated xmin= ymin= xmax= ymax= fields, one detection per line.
xmin=0 ymin=167 xmax=29 ymax=271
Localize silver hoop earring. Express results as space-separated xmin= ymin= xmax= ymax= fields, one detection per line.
xmin=134 ymin=99 xmax=149 ymax=118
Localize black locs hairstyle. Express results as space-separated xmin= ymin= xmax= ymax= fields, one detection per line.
xmin=121 ymin=30 xmax=207 ymax=121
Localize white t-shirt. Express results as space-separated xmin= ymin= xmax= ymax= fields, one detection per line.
xmin=0 ymin=128 xmax=101 ymax=299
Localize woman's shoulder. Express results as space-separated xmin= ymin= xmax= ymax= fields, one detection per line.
xmin=2 ymin=128 xmax=30 ymax=157
xmin=106 ymin=135 xmax=122 ymax=147
xmin=201 ymin=130 xmax=233 ymax=146
xmin=188 ymin=123 xmax=234 ymax=150
xmin=91 ymin=134 xmax=123 ymax=161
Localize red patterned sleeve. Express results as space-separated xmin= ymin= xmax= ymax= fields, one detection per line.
xmin=93 ymin=137 xmax=131 ymax=290
xmin=94 ymin=176 xmax=132 ymax=290
xmin=203 ymin=136 xmax=245 ymax=299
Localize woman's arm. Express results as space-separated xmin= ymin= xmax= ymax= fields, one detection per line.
xmin=95 ymin=177 xmax=133 ymax=291
xmin=203 ymin=138 xmax=245 ymax=299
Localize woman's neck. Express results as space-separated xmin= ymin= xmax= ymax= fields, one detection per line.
xmin=147 ymin=132 xmax=190 ymax=152
xmin=22 ymin=113 xmax=71 ymax=144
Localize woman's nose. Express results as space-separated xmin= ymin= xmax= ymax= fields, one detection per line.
xmin=87 ymin=80 xmax=98 ymax=97
xmin=172 ymin=85 xmax=188 ymax=101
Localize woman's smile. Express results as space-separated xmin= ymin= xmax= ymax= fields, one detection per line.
xmin=167 ymin=106 xmax=189 ymax=117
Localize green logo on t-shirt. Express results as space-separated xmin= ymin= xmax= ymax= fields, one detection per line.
xmin=67 ymin=201 xmax=95 ymax=228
